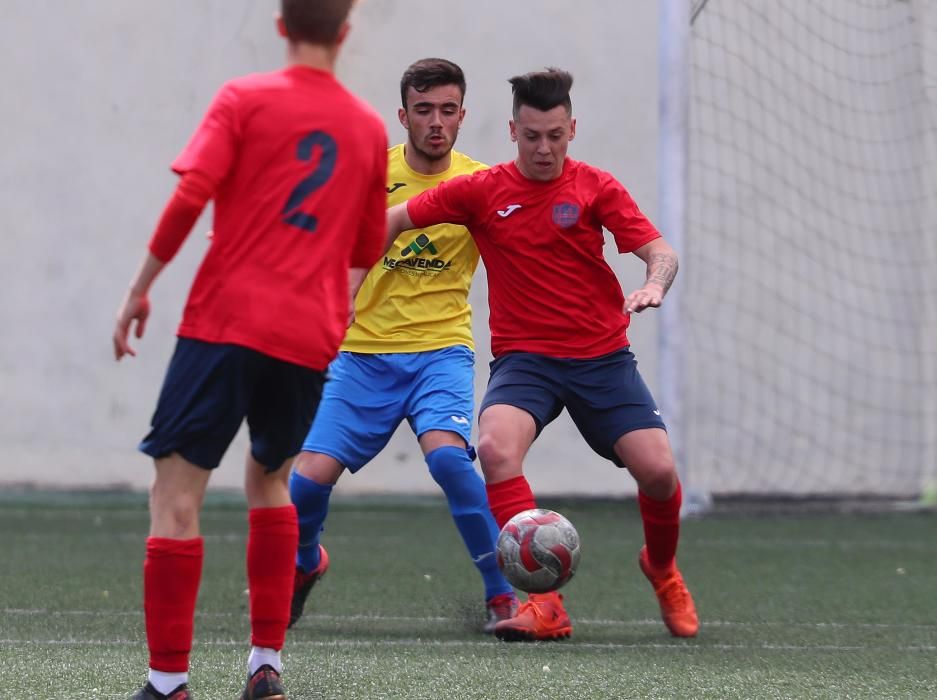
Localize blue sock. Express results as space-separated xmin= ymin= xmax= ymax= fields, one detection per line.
xmin=289 ymin=470 xmax=333 ymax=573
xmin=426 ymin=446 xmax=513 ymax=600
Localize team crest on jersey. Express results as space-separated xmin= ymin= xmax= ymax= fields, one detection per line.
xmin=552 ymin=202 xmax=581 ymax=228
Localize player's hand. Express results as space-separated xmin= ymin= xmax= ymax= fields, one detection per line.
xmin=113 ymin=290 xmax=151 ymax=360
xmin=624 ymin=283 xmax=665 ymax=314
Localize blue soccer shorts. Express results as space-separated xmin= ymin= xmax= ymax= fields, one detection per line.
xmin=479 ymin=348 xmax=666 ymax=467
xmin=139 ymin=338 xmax=325 ymax=472
xmin=301 ymin=346 xmax=475 ymax=472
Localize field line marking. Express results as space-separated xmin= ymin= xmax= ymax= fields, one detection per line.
xmin=3 ymin=608 xmax=936 ymax=630
xmin=0 ymin=637 xmax=934 ymax=653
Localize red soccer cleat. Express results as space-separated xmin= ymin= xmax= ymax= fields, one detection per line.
xmin=288 ymin=544 xmax=329 ymax=628
xmin=483 ymin=592 xmax=520 ymax=634
xmin=240 ymin=664 xmax=285 ymax=700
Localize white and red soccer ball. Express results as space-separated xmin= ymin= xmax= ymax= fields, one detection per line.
xmin=496 ymin=508 xmax=581 ymax=593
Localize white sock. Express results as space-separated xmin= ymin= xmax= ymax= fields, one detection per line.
xmin=148 ymin=670 xmax=188 ymax=695
xmin=248 ymin=646 xmax=282 ymax=675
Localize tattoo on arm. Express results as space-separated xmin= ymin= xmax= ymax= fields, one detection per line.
xmin=646 ymin=252 xmax=678 ymax=294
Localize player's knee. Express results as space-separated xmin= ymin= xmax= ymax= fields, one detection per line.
xmin=476 ymin=436 xmax=525 ymax=484
xmin=476 ymin=433 xmax=510 ymax=471
xmin=149 ymin=488 xmax=200 ymax=538
xmin=426 ymin=446 xmax=488 ymax=518
xmin=426 ymin=445 xmax=474 ymax=486
xmin=292 ymin=450 xmax=344 ymax=485
xmin=633 ymin=459 xmax=678 ymax=499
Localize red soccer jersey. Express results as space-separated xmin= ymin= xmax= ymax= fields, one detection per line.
xmin=166 ymin=66 xmax=388 ymax=370
xmin=407 ymin=159 xmax=661 ymax=359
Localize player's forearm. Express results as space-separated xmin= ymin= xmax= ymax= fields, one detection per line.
xmin=645 ymin=251 xmax=678 ymax=295
xmin=128 ymin=252 xmax=166 ymax=297
xmin=384 ymin=202 xmax=415 ymax=252
xmin=640 ymin=240 xmax=679 ymax=296
xmin=348 ymin=267 xmax=369 ymax=299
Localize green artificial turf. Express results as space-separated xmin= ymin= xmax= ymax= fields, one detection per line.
xmin=1 ymin=493 xmax=934 ymax=699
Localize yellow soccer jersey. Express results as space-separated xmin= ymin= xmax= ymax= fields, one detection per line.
xmin=342 ymin=144 xmax=485 ymax=353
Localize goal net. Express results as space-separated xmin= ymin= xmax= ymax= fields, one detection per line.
xmin=682 ymin=0 xmax=937 ymax=497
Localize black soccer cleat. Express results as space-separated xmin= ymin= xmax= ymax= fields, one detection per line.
xmin=240 ymin=664 xmax=286 ymax=700
xmin=128 ymin=681 xmax=193 ymax=700
xmin=288 ymin=544 xmax=329 ymax=628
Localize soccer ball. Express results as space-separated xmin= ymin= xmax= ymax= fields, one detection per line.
xmin=496 ymin=508 xmax=581 ymax=593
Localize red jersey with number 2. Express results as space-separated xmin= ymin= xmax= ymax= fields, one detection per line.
xmin=168 ymin=66 xmax=388 ymax=370
xmin=407 ymin=159 xmax=661 ymax=359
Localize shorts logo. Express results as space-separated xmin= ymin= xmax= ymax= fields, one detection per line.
xmin=552 ymin=202 xmax=580 ymax=228
xmin=450 ymin=415 xmax=470 ymax=425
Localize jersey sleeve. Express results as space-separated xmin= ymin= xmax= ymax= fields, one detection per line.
xmin=171 ymin=82 xmax=240 ymax=185
xmin=147 ymin=171 xmax=214 ymax=263
xmin=350 ymin=127 xmax=390 ymax=268
xmin=594 ymin=174 xmax=662 ymax=253
xmin=407 ymin=172 xmax=483 ymax=229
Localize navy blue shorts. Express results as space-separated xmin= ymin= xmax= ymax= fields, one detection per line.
xmin=479 ymin=348 xmax=666 ymax=467
xmin=139 ymin=338 xmax=326 ymax=471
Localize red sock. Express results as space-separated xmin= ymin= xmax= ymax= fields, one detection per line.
xmin=247 ymin=505 xmax=298 ymax=650
xmin=485 ymin=475 xmax=537 ymax=529
xmin=638 ymin=481 xmax=682 ymax=571
xmin=143 ymin=537 xmax=203 ymax=672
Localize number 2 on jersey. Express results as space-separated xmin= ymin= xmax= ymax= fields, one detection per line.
xmin=282 ymin=131 xmax=337 ymax=233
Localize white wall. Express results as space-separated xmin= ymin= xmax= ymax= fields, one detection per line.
xmin=0 ymin=1 xmax=660 ymax=495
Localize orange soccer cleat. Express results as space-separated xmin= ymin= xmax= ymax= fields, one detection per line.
xmin=638 ymin=545 xmax=699 ymax=637
xmin=493 ymin=591 xmax=572 ymax=642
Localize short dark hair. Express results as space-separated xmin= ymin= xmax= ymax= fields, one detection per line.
xmin=509 ymin=68 xmax=574 ymax=117
xmin=399 ymin=58 xmax=467 ymax=109
xmin=281 ymin=0 xmax=354 ymax=45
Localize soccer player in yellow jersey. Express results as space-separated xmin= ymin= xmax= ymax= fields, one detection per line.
xmin=288 ymin=58 xmax=518 ymax=632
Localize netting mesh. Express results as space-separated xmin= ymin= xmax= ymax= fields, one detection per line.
xmin=683 ymin=0 xmax=937 ymax=495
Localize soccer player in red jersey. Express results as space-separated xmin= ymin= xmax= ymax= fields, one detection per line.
xmin=385 ymin=68 xmax=699 ymax=642
xmin=112 ymin=2 xmax=387 ymax=698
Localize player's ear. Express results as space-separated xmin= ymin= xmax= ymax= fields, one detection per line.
xmin=509 ymin=120 xmax=517 ymax=142
xmin=569 ymin=117 xmax=576 ymax=141
xmin=398 ymin=107 xmax=409 ymax=129
xmin=274 ymin=13 xmax=288 ymax=39
xmin=334 ymin=20 xmax=351 ymax=46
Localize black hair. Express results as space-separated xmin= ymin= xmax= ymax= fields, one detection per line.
xmin=400 ymin=58 xmax=467 ymax=109
xmin=509 ymin=67 xmax=573 ymax=116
